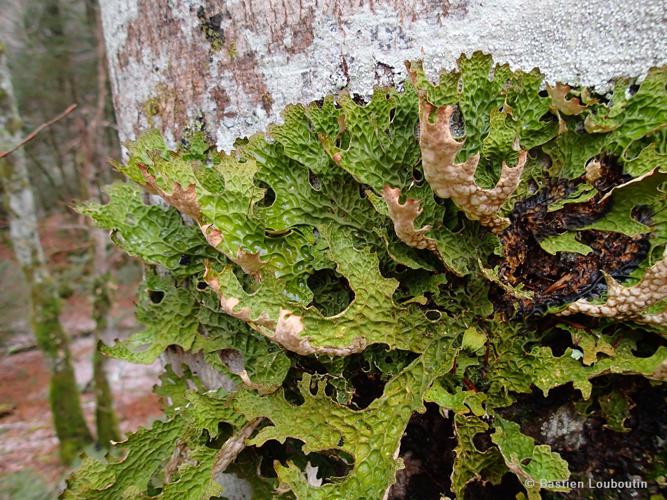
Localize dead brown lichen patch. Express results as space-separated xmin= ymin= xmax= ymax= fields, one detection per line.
xmin=560 ymin=248 xmax=667 ymax=327
xmin=496 ymin=159 xmax=651 ymax=315
xmin=138 ymin=164 xmax=201 ymax=220
xmin=235 ymin=249 xmax=265 ymax=277
xmin=204 ymin=267 xmax=366 ymax=357
xmin=547 ymin=83 xmax=586 ymax=116
xmin=200 ymin=224 xmax=224 ymax=248
xmin=223 ymin=295 xmax=365 ymax=356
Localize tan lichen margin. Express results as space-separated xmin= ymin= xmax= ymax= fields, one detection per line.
xmin=546 ymin=83 xmax=587 ymax=116
xmin=407 ymin=77 xmax=527 ymax=233
xmin=204 ymin=267 xmax=366 ymax=357
xmin=137 ymin=164 xmax=201 ymax=220
xmin=200 ymin=223 xmax=265 ymax=276
xmin=382 ymin=186 xmax=437 ymax=251
xmin=560 ymin=248 xmax=667 ymax=327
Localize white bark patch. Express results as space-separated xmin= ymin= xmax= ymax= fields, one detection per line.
xmin=101 ymin=0 xmax=667 ymax=152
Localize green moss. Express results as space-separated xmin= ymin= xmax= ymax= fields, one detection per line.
xmin=227 ymin=40 xmax=237 ymax=59
xmin=49 ymin=362 xmax=93 ymax=463
xmin=196 ymin=7 xmax=225 ymax=51
xmin=92 ymin=274 xmax=120 ymax=446
xmin=30 ymin=276 xmax=92 ymax=464
xmin=93 ymin=341 xmax=120 ymax=446
xmin=143 ymin=97 xmax=160 ymax=118
xmin=140 ymin=85 xmax=180 ymax=128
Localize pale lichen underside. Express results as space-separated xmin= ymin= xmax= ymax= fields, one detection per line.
xmin=414 ymin=101 xmax=527 ymax=233
xmin=382 ymin=185 xmax=437 ymax=251
xmin=561 ymin=248 xmax=667 ymax=327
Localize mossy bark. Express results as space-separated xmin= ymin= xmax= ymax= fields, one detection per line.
xmin=78 ymin=108 xmax=121 ymax=448
xmin=92 ymin=274 xmax=120 ymax=446
xmin=71 ymin=1 xmax=120 ymax=447
xmin=0 ymin=38 xmax=92 ymax=464
xmin=29 ymin=274 xmax=93 ymax=464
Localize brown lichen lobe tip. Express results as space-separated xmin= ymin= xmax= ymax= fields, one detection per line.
xmin=201 ymin=224 xmax=224 ymax=247
xmin=138 ymin=164 xmax=201 ymax=220
xmin=415 ymin=97 xmax=526 ymax=233
xmin=203 ymin=265 xmax=221 ymax=292
xmin=560 ymin=248 xmax=667 ymax=327
xmin=273 ymin=308 xmax=307 ymax=350
xmin=234 ymin=249 xmax=264 ymax=276
xmin=382 ymin=185 xmax=436 ymax=251
xmin=203 ymin=268 xmax=365 ymax=356
xmin=201 ymin=224 xmax=263 ymax=277
xmin=546 ymin=82 xmax=586 ymax=116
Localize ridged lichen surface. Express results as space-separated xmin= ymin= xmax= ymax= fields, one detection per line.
xmin=66 ymin=53 xmax=666 ymax=499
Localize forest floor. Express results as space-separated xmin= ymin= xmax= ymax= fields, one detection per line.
xmin=0 ymin=213 xmax=163 ymax=498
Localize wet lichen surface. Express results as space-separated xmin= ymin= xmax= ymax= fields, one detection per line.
xmin=66 ymin=53 xmax=666 ymax=499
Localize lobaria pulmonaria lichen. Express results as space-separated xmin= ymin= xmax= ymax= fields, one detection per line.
xmin=67 ymin=53 xmax=667 ymax=499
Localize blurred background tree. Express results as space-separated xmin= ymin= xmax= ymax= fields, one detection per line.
xmin=0 ymin=0 xmax=123 ymax=467
xmin=1 ymin=0 xmax=119 ymax=209
xmin=1 ymin=38 xmax=92 ymax=466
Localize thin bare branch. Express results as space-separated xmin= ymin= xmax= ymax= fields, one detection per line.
xmin=212 ymin=418 xmax=264 ymax=476
xmin=0 ymin=104 xmax=77 ymax=159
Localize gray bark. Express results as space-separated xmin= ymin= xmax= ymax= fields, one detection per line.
xmin=100 ymin=0 xmax=667 ymax=151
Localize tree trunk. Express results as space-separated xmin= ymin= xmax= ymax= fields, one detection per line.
xmin=0 ymin=41 xmax=92 ymax=464
xmin=76 ymin=1 xmax=121 ymax=448
xmin=91 ymin=272 xmax=120 ymax=446
xmin=98 ymin=0 xmax=667 ymax=387
xmin=99 ymin=0 xmax=667 ymax=150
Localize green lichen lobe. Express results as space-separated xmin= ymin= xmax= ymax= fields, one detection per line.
xmin=68 ymin=53 xmax=667 ymax=499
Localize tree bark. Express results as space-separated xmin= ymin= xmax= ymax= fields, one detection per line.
xmin=0 ymin=41 xmax=92 ymax=464
xmin=99 ymin=0 xmax=667 ymax=385
xmin=76 ymin=1 xmax=121 ymax=447
xmin=99 ymin=0 xmax=667 ymax=151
